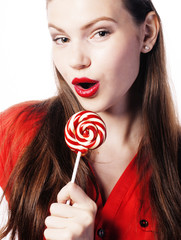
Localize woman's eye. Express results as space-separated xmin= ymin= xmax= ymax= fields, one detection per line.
xmin=53 ymin=37 xmax=70 ymax=45
xmin=92 ymin=30 xmax=110 ymax=39
xmin=97 ymin=31 xmax=109 ymax=37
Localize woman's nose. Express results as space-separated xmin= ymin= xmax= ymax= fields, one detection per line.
xmin=69 ymin=42 xmax=91 ymax=70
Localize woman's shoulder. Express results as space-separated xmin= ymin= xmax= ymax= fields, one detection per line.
xmin=0 ymin=100 xmax=51 ymax=134
xmin=0 ymin=100 xmax=47 ymax=124
xmin=0 ymin=100 xmax=48 ymax=189
xmin=0 ymin=100 xmax=49 ymax=149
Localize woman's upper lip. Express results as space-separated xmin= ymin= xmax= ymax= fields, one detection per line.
xmin=72 ymin=77 xmax=99 ymax=85
xmin=71 ymin=77 xmax=100 ymax=98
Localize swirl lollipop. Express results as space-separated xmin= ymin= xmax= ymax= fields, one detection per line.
xmin=64 ymin=111 xmax=106 ymax=183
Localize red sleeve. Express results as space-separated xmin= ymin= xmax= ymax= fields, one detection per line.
xmin=0 ymin=101 xmax=45 ymax=192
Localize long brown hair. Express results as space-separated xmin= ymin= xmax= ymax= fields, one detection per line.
xmin=123 ymin=0 xmax=181 ymax=239
xmin=1 ymin=0 xmax=181 ymax=239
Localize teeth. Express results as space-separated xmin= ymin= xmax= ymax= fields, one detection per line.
xmin=79 ymin=83 xmax=96 ymax=89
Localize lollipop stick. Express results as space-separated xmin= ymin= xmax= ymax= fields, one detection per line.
xmin=71 ymin=151 xmax=82 ymax=183
xmin=66 ymin=151 xmax=81 ymax=205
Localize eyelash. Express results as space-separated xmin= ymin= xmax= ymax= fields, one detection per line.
xmin=53 ymin=37 xmax=70 ymax=44
xmin=52 ymin=29 xmax=111 ymax=45
xmin=92 ymin=30 xmax=110 ymax=39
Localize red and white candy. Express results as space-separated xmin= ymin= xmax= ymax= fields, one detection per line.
xmin=64 ymin=111 xmax=106 ymax=155
xmin=64 ymin=111 xmax=106 ymax=188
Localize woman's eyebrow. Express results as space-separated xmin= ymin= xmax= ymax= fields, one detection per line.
xmin=81 ymin=16 xmax=117 ymax=30
xmin=48 ymin=16 xmax=117 ymax=32
xmin=48 ymin=24 xmax=65 ymax=33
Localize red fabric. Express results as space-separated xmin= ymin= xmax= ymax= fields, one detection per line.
xmin=0 ymin=101 xmax=44 ymax=196
xmin=88 ymin=155 xmax=156 ymax=240
xmin=0 ymin=102 xmax=156 ymax=239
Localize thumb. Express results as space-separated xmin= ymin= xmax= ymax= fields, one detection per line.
xmin=57 ymin=182 xmax=94 ymax=209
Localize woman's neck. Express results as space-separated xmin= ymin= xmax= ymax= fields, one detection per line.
xmin=98 ymin=106 xmax=143 ymax=150
xmin=89 ymin=108 xmax=143 ymax=201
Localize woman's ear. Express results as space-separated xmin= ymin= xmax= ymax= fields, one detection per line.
xmin=141 ymin=11 xmax=160 ymax=53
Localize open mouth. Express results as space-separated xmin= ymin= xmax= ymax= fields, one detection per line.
xmin=78 ymin=82 xmax=97 ymax=89
xmin=72 ymin=78 xmax=100 ymax=98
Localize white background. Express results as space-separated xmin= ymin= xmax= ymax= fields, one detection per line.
xmin=0 ymin=1 xmax=181 ymax=238
xmin=0 ymin=0 xmax=181 ymax=121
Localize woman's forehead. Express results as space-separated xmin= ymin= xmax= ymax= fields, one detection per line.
xmin=47 ymin=0 xmax=127 ymax=26
xmin=47 ymin=0 xmax=123 ymax=16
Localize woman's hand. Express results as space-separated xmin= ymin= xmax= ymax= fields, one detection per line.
xmin=44 ymin=182 xmax=97 ymax=240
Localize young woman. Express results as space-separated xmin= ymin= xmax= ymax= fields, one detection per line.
xmin=0 ymin=0 xmax=180 ymax=239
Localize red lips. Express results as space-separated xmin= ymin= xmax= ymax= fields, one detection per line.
xmin=72 ymin=77 xmax=100 ymax=98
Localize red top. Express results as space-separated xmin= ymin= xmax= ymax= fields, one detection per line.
xmin=90 ymin=155 xmax=156 ymax=240
xmin=0 ymin=102 xmax=156 ymax=240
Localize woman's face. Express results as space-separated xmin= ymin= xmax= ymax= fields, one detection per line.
xmin=47 ymin=0 xmax=144 ymax=113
